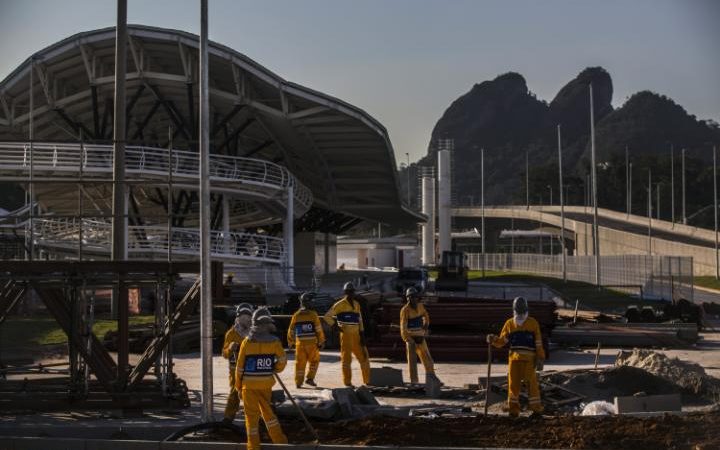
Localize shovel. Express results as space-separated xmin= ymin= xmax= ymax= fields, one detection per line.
xmin=273 ymin=373 xmax=320 ymax=444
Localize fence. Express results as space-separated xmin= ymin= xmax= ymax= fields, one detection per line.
xmin=466 ymin=253 xmax=694 ymax=301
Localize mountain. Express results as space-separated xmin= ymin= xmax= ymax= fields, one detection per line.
xmin=401 ymin=67 xmax=720 ymax=224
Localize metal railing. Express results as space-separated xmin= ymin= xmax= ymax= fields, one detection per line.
xmin=467 ymin=253 xmax=694 ymax=302
xmin=32 ymin=218 xmax=285 ymax=264
xmin=0 ymin=141 xmax=313 ymax=213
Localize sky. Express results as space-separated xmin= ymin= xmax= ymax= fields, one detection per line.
xmin=0 ymin=0 xmax=718 ymax=164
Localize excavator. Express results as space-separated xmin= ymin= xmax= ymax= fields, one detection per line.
xmin=434 ymin=250 xmax=468 ymax=291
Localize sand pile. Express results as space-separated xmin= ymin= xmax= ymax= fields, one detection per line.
xmin=616 ymin=349 xmax=720 ymax=398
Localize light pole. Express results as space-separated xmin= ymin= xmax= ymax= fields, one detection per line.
xmin=558 ymin=124 xmax=566 ymax=282
xmin=589 ymin=84 xmax=601 ymax=286
xmin=671 ymin=144 xmax=675 ymax=227
xmin=405 ymin=152 xmax=410 ymax=206
xmin=656 ymin=182 xmax=661 ymax=220
xmin=481 ymin=148 xmax=486 ymax=278
xmin=714 ymin=145 xmax=718 ymax=279
xmin=526 ymin=150 xmax=529 ymax=210
xmin=648 ymin=169 xmax=652 ymax=255
xmin=682 ymin=147 xmax=687 ymax=224
xmin=629 ymin=162 xmax=633 ymax=215
xmin=547 ymin=185 xmax=553 ymax=206
xmin=625 ymin=145 xmax=630 ymax=218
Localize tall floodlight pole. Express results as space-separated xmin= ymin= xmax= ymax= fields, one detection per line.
xmin=111 ymin=0 xmax=129 ymax=383
xmin=406 ymin=152 xmax=411 ymax=206
xmin=199 ymin=0 xmax=214 ymax=422
xmin=682 ymin=147 xmax=687 ymax=224
xmin=671 ymin=144 xmax=675 ymax=227
xmin=558 ymin=125 xmax=566 ymax=282
xmin=589 ymin=84 xmax=601 ymax=286
xmin=629 ymin=162 xmax=633 ymax=215
xmin=714 ymin=145 xmax=718 ymax=279
xmin=648 ymin=169 xmax=652 ymax=255
xmin=625 ymin=145 xmax=629 ymax=218
xmin=481 ymin=148 xmax=486 ymax=278
xmin=28 ymin=58 xmax=34 ymax=261
xmin=525 ymin=150 xmax=529 ymax=210
xmin=656 ymin=183 xmax=661 ymax=220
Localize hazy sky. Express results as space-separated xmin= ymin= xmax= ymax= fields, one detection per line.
xmin=1 ymin=0 xmax=718 ymax=164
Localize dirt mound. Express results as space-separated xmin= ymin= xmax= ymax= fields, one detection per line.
xmin=616 ymin=349 xmax=720 ymax=398
xmin=278 ymin=413 xmax=720 ymax=449
xmin=546 ymin=366 xmax=681 ymax=402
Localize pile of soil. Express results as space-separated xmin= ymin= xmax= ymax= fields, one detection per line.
xmin=277 ymin=413 xmax=720 ymax=449
xmin=616 ymin=349 xmax=720 ymax=398
xmin=545 ymin=365 xmax=683 ymax=402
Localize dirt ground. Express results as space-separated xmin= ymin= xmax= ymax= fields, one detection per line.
xmin=256 ymin=413 xmax=720 ymax=450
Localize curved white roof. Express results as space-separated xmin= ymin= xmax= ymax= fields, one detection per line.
xmin=0 ymin=25 xmax=423 ymax=228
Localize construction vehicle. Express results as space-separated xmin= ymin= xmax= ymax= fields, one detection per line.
xmin=435 ymin=251 xmax=468 ymax=291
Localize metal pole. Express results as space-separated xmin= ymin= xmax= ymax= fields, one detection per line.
xmin=111 ymin=0 xmax=129 ymax=383
xmin=79 ymin=129 xmax=84 ymax=260
xmin=198 ymin=0 xmax=214 ymax=422
xmin=29 ymin=57 xmax=34 ymax=261
xmin=406 ymin=152 xmax=410 ymax=206
xmin=682 ymin=147 xmax=686 ymax=224
xmin=558 ymin=125 xmax=566 ymax=282
xmin=625 ymin=145 xmax=629 ymax=218
xmin=481 ymin=148 xmax=485 ymax=278
xmin=714 ymin=145 xmax=718 ymax=279
xmin=525 ymin=151 xmax=529 ymax=209
xmin=648 ymin=169 xmax=652 ymax=255
xmin=168 ymin=125 xmax=173 ymax=262
xmin=670 ymin=144 xmax=675 ymax=227
xmin=656 ymin=183 xmax=661 ymax=220
xmin=629 ymin=162 xmax=633 ymax=216
xmin=590 ymin=84 xmax=601 ymax=286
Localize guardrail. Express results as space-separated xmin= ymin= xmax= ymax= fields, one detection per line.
xmin=0 ymin=141 xmax=313 ymax=213
xmin=32 ymin=218 xmax=285 ymax=264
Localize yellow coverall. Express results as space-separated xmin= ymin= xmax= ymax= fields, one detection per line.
xmin=492 ymin=316 xmax=545 ymax=416
xmin=399 ymin=303 xmax=435 ymax=383
xmin=287 ymin=308 xmax=326 ymax=386
xmin=324 ymin=296 xmax=370 ymax=386
xmin=234 ymin=338 xmax=288 ymax=450
xmin=221 ymin=326 xmax=245 ymax=420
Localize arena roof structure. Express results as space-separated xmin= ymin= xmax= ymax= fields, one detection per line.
xmin=0 ymin=25 xmax=423 ymax=231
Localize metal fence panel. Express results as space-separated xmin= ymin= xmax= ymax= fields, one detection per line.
xmin=467 ymin=253 xmax=694 ymax=301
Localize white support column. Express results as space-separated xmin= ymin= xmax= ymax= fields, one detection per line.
xmin=421 ymin=175 xmax=435 ymax=265
xmin=438 ymin=150 xmax=451 ymax=256
xmin=222 ymin=196 xmax=230 ymax=253
xmin=284 ymin=185 xmax=295 ymax=287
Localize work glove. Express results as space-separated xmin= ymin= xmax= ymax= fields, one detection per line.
xmin=486 ymin=334 xmax=497 ymax=344
xmin=359 ymin=333 xmax=367 ymax=347
xmin=317 ymin=341 xmax=325 ymax=350
xmin=535 ymin=358 xmax=545 ymax=372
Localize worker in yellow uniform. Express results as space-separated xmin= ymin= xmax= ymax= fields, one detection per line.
xmin=487 ymin=296 xmax=545 ymax=417
xmin=221 ymin=302 xmax=253 ymax=424
xmin=400 ymin=287 xmax=441 ymax=385
xmin=287 ymin=292 xmax=326 ymax=388
xmin=323 ymin=282 xmax=370 ymax=386
xmin=235 ymin=307 xmax=288 ymax=450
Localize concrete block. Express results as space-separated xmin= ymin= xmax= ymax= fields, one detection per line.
xmin=614 ymin=393 xmax=682 ymax=414
xmin=276 ymin=397 xmax=339 ymax=420
xmin=332 ymin=387 xmax=360 ymax=418
xmin=425 ymin=374 xmax=442 ymax=398
xmin=86 ymin=440 xmax=160 ymax=450
xmin=355 ymin=386 xmax=380 ymax=405
xmin=11 ymin=437 xmax=85 ymax=450
xmin=368 ymin=366 xmax=404 ymax=387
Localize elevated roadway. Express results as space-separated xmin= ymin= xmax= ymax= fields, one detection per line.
xmin=454 ymin=205 xmax=719 ymax=276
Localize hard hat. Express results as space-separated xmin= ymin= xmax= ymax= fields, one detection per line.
xmin=343 ymin=281 xmax=355 ymax=292
xmin=513 ymin=296 xmax=529 ymax=314
xmin=235 ymin=302 xmax=253 ymax=317
xmin=299 ymin=292 xmax=314 ymax=305
xmin=405 ymin=287 xmax=419 ymax=298
xmin=252 ymin=307 xmax=274 ymax=325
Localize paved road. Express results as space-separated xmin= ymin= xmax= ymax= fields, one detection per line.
xmin=558 ymin=211 xmax=716 ymax=248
